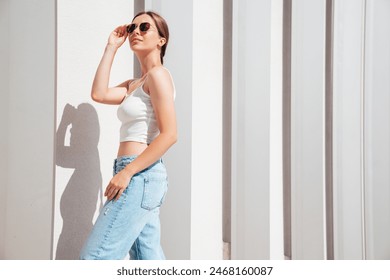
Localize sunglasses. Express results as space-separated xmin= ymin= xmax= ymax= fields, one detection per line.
xmin=127 ymin=22 xmax=152 ymax=34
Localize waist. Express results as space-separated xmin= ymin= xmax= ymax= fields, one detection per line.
xmin=113 ymin=154 xmax=165 ymax=174
xmin=117 ymin=141 xmax=148 ymax=157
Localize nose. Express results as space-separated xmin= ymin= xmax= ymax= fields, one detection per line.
xmin=128 ymin=29 xmax=139 ymax=39
xmin=132 ymin=26 xmax=141 ymax=35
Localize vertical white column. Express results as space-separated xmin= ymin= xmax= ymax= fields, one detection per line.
xmin=1 ymin=0 xmax=56 ymax=259
xmin=231 ymin=0 xmax=272 ymax=259
xmin=54 ymin=0 xmax=133 ymax=259
xmin=332 ymin=0 xmax=365 ymax=260
xmin=364 ymin=0 xmax=390 ymax=260
xmin=184 ymin=0 xmax=224 ymax=259
xmin=290 ymin=0 xmax=326 ymax=259
xmin=146 ymin=0 xmax=223 ymax=259
xmin=190 ymin=0 xmax=223 ymax=259
xmin=270 ymin=0 xmax=285 ymax=260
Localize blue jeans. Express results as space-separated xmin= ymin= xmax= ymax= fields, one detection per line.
xmin=80 ymin=155 xmax=168 ymax=260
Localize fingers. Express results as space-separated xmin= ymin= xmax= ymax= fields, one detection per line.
xmin=113 ymin=25 xmax=128 ymax=37
xmin=108 ymin=25 xmax=129 ymax=47
xmin=104 ymin=184 xmax=117 ymax=201
xmin=104 ymin=182 xmax=127 ymax=201
xmin=105 ymin=170 xmax=132 ymax=200
xmin=115 ymin=189 xmax=125 ymax=201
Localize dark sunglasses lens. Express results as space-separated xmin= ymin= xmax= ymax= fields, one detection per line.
xmin=127 ymin=24 xmax=136 ymax=33
xmin=139 ymin=22 xmax=151 ymax=32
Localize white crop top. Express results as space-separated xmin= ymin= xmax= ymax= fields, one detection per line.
xmin=117 ymin=74 xmax=175 ymax=144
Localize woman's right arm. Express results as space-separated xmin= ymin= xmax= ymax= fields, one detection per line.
xmin=91 ymin=25 xmax=129 ymax=105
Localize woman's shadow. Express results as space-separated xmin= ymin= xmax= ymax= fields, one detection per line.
xmin=55 ymin=103 xmax=102 ymax=259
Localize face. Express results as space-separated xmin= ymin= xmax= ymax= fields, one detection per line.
xmin=128 ymin=14 xmax=165 ymax=53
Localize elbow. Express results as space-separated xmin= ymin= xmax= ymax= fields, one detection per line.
xmin=171 ymin=133 xmax=178 ymax=145
xmin=91 ymin=91 xmax=99 ymax=102
xmin=164 ymin=131 xmax=177 ymax=146
xmin=91 ymin=91 xmax=103 ymax=103
xmin=170 ymin=129 xmax=178 ymax=144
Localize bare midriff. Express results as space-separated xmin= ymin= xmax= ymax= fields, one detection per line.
xmin=117 ymin=141 xmax=148 ymax=157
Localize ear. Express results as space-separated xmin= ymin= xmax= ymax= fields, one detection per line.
xmin=159 ymin=37 xmax=166 ymax=47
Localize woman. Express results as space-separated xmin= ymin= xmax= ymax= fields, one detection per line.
xmin=80 ymin=11 xmax=176 ymax=260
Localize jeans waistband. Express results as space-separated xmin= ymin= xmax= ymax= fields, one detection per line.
xmin=114 ymin=155 xmax=163 ymax=172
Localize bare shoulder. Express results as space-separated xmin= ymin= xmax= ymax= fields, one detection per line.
xmin=146 ymin=67 xmax=175 ymax=97
xmin=148 ymin=66 xmax=173 ymax=83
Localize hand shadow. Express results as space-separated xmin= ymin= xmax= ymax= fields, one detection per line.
xmin=55 ymin=103 xmax=102 ymax=260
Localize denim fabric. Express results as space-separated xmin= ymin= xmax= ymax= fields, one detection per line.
xmin=80 ymin=155 xmax=168 ymax=260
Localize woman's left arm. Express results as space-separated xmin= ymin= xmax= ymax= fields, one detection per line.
xmin=104 ymin=67 xmax=177 ymax=201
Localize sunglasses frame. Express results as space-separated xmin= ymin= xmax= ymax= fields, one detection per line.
xmin=127 ymin=22 xmax=152 ymax=34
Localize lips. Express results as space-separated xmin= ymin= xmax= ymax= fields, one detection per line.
xmin=131 ymin=37 xmax=143 ymax=43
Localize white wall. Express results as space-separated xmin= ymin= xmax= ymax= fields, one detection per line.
xmin=190 ymin=0 xmax=223 ymax=259
xmin=0 ymin=0 xmax=56 ymax=259
xmin=364 ymin=0 xmax=390 ymax=260
xmin=332 ymin=0 xmax=365 ymax=260
xmin=231 ymin=0 xmax=272 ymax=259
xmin=332 ymin=0 xmax=390 ymax=260
xmin=2 ymin=0 xmax=389 ymax=261
xmin=54 ymin=0 xmax=133 ymax=259
xmin=290 ymin=0 xmax=326 ymax=259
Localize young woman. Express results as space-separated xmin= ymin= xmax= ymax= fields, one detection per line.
xmin=80 ymin=11 xmax=176 ymax=260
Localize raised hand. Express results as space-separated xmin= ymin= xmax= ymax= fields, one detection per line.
xmin=107 ymin=25 xmax=128 ymax=49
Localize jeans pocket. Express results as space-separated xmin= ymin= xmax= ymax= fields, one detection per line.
xmin=141 ymin=172 xmax=168 ymax=210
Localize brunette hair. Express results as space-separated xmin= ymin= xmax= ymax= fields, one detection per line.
xmin=132 ymin=11 xmax=169 ymax=64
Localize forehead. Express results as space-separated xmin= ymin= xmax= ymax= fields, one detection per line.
xmin=132 ymin=14 xmax=154 ymax=24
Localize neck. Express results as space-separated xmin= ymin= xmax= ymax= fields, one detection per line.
xmin=136 ymin=52 xmax=162 ymax=76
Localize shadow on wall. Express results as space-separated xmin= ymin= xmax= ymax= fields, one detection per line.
xmin=55 ymin=103 xmax=102 ymax=260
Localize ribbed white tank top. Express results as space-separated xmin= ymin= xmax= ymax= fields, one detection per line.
xmin=117 ymin=71 xmax=175 ymax=144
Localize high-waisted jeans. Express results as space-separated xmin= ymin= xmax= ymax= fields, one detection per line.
xmin=80 ymin=155 xmax=168 ymax=260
